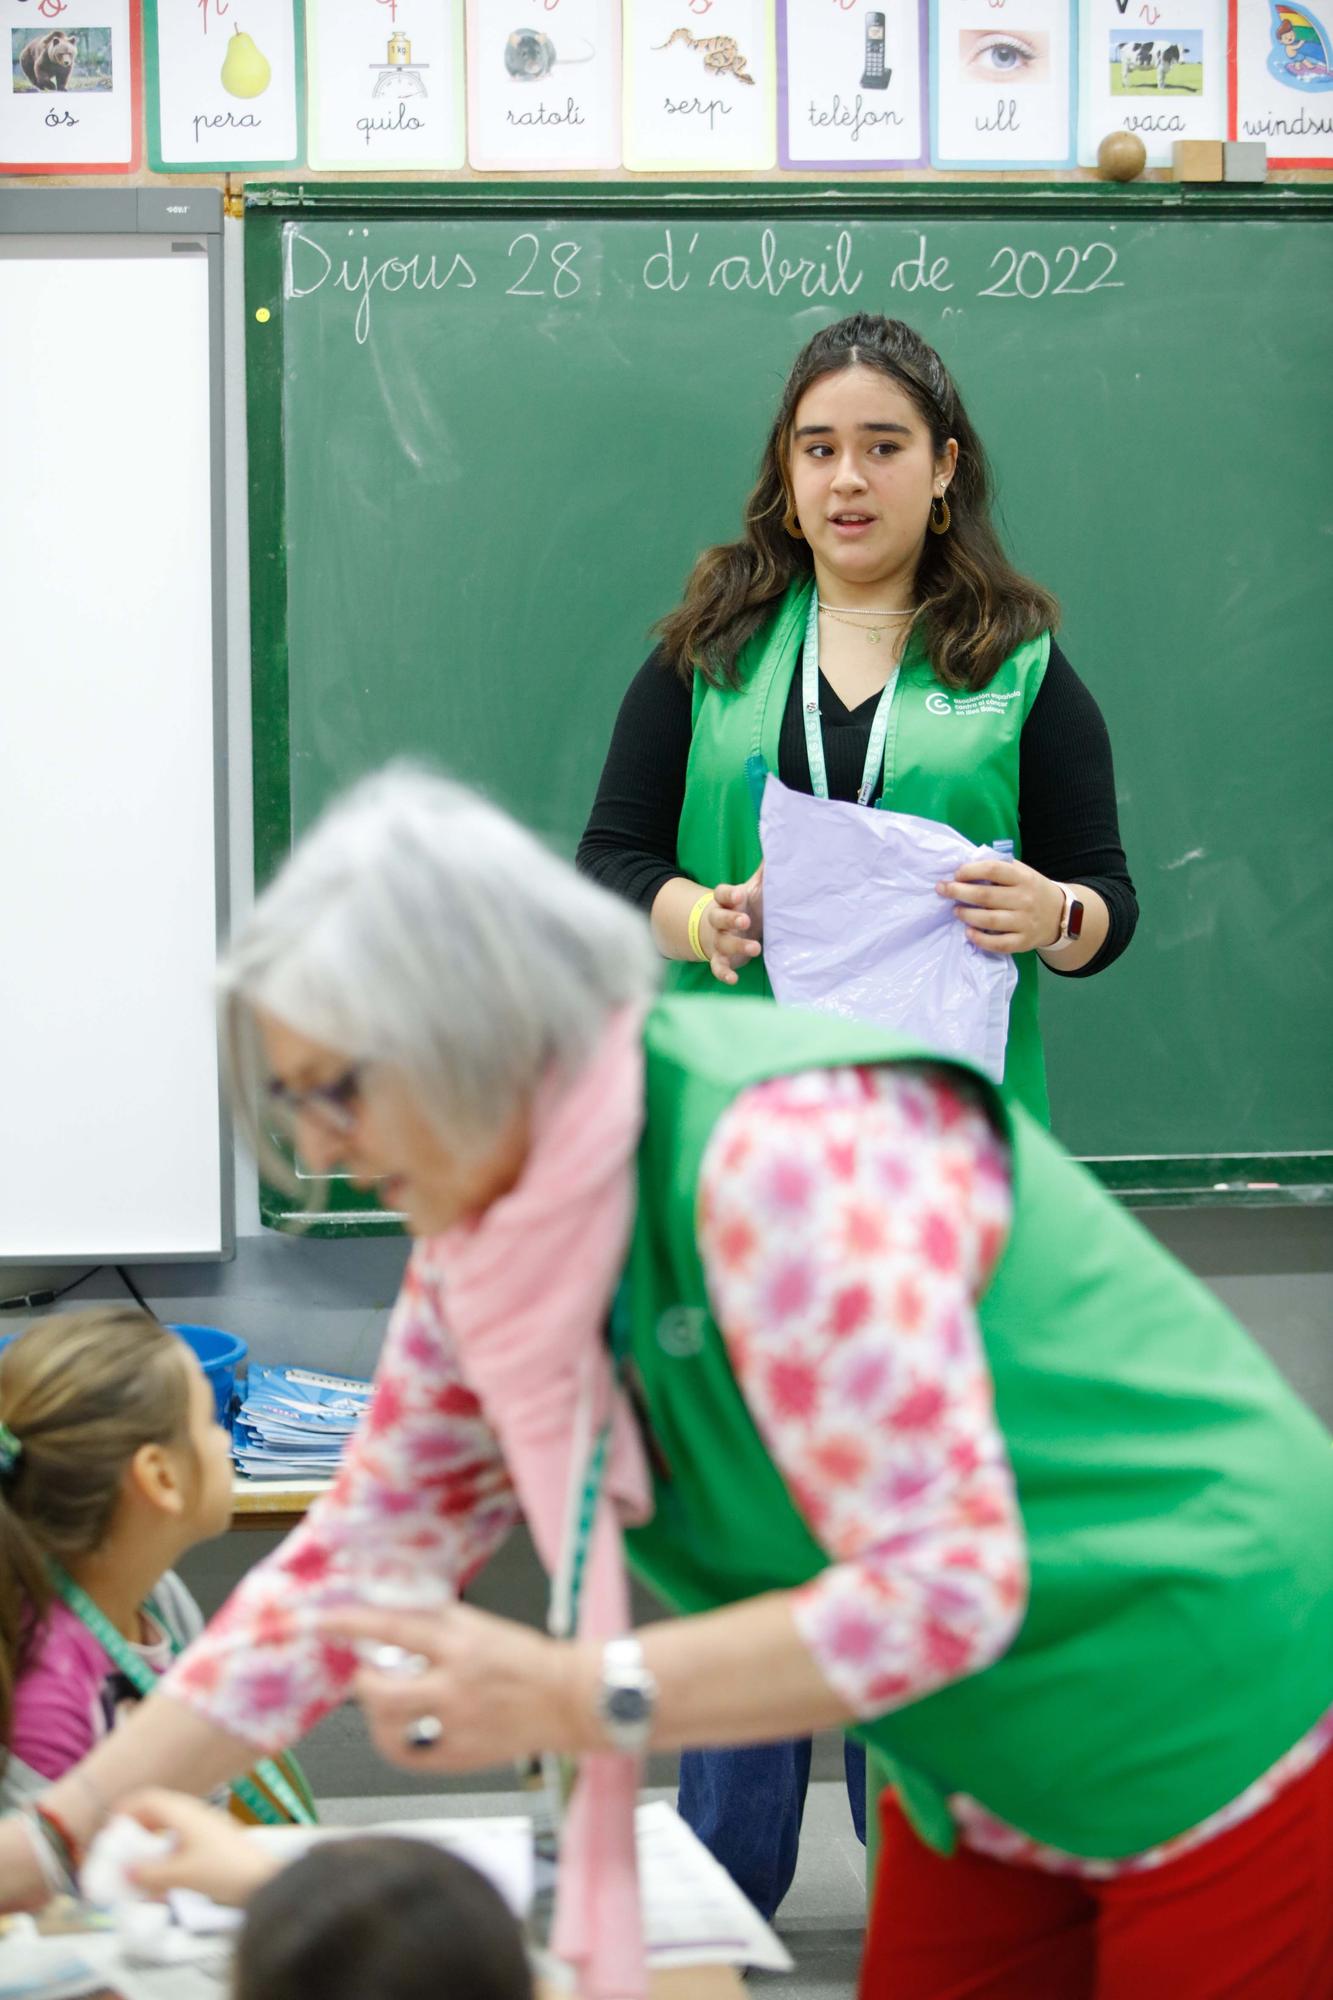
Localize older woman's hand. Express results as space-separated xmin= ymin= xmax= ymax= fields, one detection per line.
xmin=937 ymin=856 xmax=1065 ymax=956
xmin=318 ymin=1604 xmax=586 ymax=1774
xmin=702 ymin=865 xmax=764 ymax=986
xmin=120 ymin=1790 xmax=278 ymax=1906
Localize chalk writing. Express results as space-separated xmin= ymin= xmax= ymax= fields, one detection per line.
xmin=707 ymin=228 xmax=863 ymax=298
xmin=506 ymin=233 xmax=583 ymax=298
xmin=890 ymin=234 xmax=952 ymax=292
xmin=643 ymin=228 xmax=699 ymax=291
xmin=284 ymin=227 xmax=479 ymax=344
xmin=979 ymin=242 xmax=1122 ymax=299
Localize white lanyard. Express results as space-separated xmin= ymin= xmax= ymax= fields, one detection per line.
xmin=800 ymin=588 xmax=901 ymax=808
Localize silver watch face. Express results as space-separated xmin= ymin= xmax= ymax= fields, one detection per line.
xmin=606 ymin=1684 xmax=651 ymax=1726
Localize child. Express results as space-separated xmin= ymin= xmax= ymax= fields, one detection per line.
xmin=122 ymin=1790 xmax=535 ymax=2000
xmin=0 ymin=1308 xmax=235 ymax=1810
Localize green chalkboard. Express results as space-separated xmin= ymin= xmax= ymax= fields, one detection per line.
xmin=245 ymin=183 xmax=1333 ymax=1229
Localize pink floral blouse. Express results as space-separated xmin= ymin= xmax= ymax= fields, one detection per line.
xmin=163 ymin=1060 xmax=1329 ymax=1876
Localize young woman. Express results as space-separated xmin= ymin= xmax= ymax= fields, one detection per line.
xmin=0 ymin=773 xmax=1326 ymax=2000
xmin=578 ymin=314 xmax=1140 ymax=1900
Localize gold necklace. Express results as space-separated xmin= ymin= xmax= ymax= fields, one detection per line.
xmin=818 ymin=604 xmax=915 ymax=645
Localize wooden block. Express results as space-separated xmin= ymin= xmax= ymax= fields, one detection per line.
xmin=1223 ymin=141 xmax=1267 ymax=183
xmin=1172 ymin=140 xmax=1225 ymax=182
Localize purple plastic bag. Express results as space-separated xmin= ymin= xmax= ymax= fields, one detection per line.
xmin=761 ymin=776 xmax=1017 ymax=1084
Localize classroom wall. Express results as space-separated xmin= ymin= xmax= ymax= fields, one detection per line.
xmin=0 ymin=217 xmax=1329 ymax=1801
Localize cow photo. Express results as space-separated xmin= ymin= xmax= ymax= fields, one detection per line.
xmin=1109 ymin=31 xmax=1204 ymax=95
xmin=11 ymin=26 xmax=115 ymax=95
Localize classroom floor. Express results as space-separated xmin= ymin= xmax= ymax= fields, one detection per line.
xmin=321 ymin=1779 xmax=868 ymax=1999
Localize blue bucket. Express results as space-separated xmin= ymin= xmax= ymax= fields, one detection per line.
xmin=168 ymin=1323 xmax=248 ymax=1429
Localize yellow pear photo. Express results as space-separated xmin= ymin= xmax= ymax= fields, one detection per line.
xmin=221 ymin=25 xmax=272 ymax=99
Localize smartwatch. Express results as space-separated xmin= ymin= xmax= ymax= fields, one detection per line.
xmin=1042 ymin=883 xmax=1085 ymax=953
xmin=597 ymin=1637 xmax=658 ymax=1754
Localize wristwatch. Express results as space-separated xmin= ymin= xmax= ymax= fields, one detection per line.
xmin=597 ymin=1638 xmax=659 ymax=1754
xmin=1042 ymin=883 xmax=1085 ymax=954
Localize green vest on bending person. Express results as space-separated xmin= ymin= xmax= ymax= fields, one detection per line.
xmin=623 ymin=996 xmax=1333 ymax=1860
xmin=670 ymin=577 xmax=1051 ymax=1125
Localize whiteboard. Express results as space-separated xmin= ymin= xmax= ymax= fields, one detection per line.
xmin=0 ymin=237 xmax=228 ymax=1260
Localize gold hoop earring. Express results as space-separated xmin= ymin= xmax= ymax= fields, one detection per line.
xmin=929 ymin=493 xmax=951 ymax=536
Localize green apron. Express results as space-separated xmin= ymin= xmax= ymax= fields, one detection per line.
xmin=623 ymin=997 xmax=1333 ymax=1860
xmin=670 ymin=578 xmax=1051 ymax=1125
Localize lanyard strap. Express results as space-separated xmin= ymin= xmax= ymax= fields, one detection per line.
xmin=46 ymin=1563 xmax=315 ymax=1827
xmin=801 ymin=589 xmax=900 ymax=808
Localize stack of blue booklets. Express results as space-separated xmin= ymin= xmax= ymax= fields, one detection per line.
xmin=232 ymin=1364 xmax=375 ymax=1480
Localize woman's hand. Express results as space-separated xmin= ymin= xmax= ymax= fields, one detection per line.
xmin=937 ymin=857 xmax=1064 ymax=956
xmin=119 ymin=1790 xmax=278 ymax=1907
xmin=318 ymin=1603 xmax=586 ymax=1774
xmin=702 ymin=865 xmax=764 ymax=986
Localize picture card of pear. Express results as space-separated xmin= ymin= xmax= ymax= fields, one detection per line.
xmin=623 ymin=0 xmax=776 ymax=171
xmin=1077 ymin=0 xmax=1225 ymax=168
xmin=308 ymin=0 xmax=463 ymax=170
xmin=930 ymin=0 xmax=1076 ymax=168
xmin=468 ymin=0 xmax=619 ymax=168
xmin=779 ymin=0 xmax=926 ymax=170
xmin=1 ymin=0 xmax=139 ymax=173
xmin=147 ymin=0 xmax=304 ymax=171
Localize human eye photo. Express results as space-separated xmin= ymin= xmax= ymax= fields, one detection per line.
xmin=958 ymin=29 xmax=1050 ymax=85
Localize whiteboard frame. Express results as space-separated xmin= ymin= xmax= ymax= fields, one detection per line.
xmin=0 ymin=188 xmax=233 ymax=1265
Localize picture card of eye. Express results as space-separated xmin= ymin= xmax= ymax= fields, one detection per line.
xmin=1077 ymin=0 xmax=1225 ymax=168
xmin=930 ymin=0 xmax=1076 ymax=169
xmin=146 ymin=0 xmax=303 ymax=172
xmin=1230 ymin=0 xmax=1333 ymax=168
xmin=623 ymin=0 xmax=776 ymax=171
xmin=467 ymin=0 xmax=620 ymax=169
xmin=1 ymin=0 xmax=138 ymax=173
xmin=307 ymin=0 xmax=464 ymax=170
xmin=778 ymin=0 xmax=927 ymax=169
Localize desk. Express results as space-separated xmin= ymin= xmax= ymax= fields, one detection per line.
xmin=230 ymin=1475 xmax=332 ymax=1530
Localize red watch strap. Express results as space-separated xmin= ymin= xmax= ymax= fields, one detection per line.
xmin=1066 ymin=897 xmax=1085 ymax=941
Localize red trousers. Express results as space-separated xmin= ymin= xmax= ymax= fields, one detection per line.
xmin=860 ymin=1749 xmax=1333 ymax=2000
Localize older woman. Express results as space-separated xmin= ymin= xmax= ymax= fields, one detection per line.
xmin=2 ymin=771 xmax=1329 ymax=2000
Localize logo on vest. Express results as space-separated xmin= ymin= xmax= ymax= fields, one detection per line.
xmin=656 ymin=1306 xmax=706 ymax=1359
xmin=925 ymin=689 xmax=1023 ymax=719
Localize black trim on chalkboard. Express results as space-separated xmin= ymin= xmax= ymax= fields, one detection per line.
xmin=245 ymin=181 xmax=1333 ymax=223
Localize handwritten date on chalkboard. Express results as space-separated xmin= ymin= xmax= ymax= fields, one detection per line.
xmin=282 ymin=226 xmax=1126 ymax=345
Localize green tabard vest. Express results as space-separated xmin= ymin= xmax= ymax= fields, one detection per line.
xmin=670 ymin=577 xmax=1051 ymax=1125
xmin=623 ymin=996 xmax=1333 ymax=1859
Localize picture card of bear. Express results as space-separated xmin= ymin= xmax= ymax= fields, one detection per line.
xmin=146 ymin=0 xmax=303 ymax=173
xmin=2 ymin=0 xmax=139 ymax=173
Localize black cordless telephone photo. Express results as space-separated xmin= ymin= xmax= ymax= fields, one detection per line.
xmin=861 ymin=10 xmax=889 ymax=89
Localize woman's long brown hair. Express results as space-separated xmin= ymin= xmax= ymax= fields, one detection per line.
xmin=0 ymin=1309 xmax=191 ymax=1761
xmin=656 ymin=313 xmax=1058 ymax=692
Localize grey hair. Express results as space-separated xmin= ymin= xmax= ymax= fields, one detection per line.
xmin=220 ymin=765 xmax=660 ymax=1184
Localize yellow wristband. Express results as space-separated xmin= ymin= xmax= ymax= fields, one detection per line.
xmin=687 ymin=890 xmax=714 ymax=963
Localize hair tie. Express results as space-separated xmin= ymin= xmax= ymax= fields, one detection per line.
xmin=0 ymin=1419 xmax=23 ymax=1477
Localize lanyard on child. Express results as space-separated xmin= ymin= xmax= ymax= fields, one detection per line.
xmin=45 ymin=1563 xmax=316 ymax=1828
xmin=801 ymin=587 xmax=901 ymax=808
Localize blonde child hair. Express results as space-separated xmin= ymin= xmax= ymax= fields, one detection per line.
xmin=0 ymin=1308 xmax=204 ymax=1761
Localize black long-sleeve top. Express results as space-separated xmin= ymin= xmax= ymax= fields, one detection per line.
xmin=577 ymin=641 xmax=1138 ymax=977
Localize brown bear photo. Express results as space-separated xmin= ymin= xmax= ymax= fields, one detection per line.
xmin=18 ymin=31 xmax=79 ymax=91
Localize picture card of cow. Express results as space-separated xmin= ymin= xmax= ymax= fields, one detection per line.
xmin=1077 ymin=0 xmax=1227 ymax=168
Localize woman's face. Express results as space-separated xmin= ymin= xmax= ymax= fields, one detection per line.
xmin=786 ymin=363 xmax=956 ymax=589
xmin=256 ymin=1011 xmax=526 ymax=1236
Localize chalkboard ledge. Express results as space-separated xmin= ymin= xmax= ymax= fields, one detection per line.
xmin=259 ymin=1153 xmax=1333 ymax=1235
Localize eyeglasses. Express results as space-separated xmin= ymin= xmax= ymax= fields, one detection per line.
xmin=263 ymin=1063 xmax=366 ymax=1137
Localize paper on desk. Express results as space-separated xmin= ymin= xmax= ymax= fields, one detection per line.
xmin=635 ymin=1801 xmax=791 ymax=1973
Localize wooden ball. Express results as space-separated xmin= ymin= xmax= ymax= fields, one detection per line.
xmin=1097 ymin=131 xmax=1147 ymax=182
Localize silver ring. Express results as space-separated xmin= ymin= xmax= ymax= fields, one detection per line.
xmin=363 ymin=1643 xmax=430 ymax=1677
xmin=404 ymin=1714 xmax=443 ymax=1752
